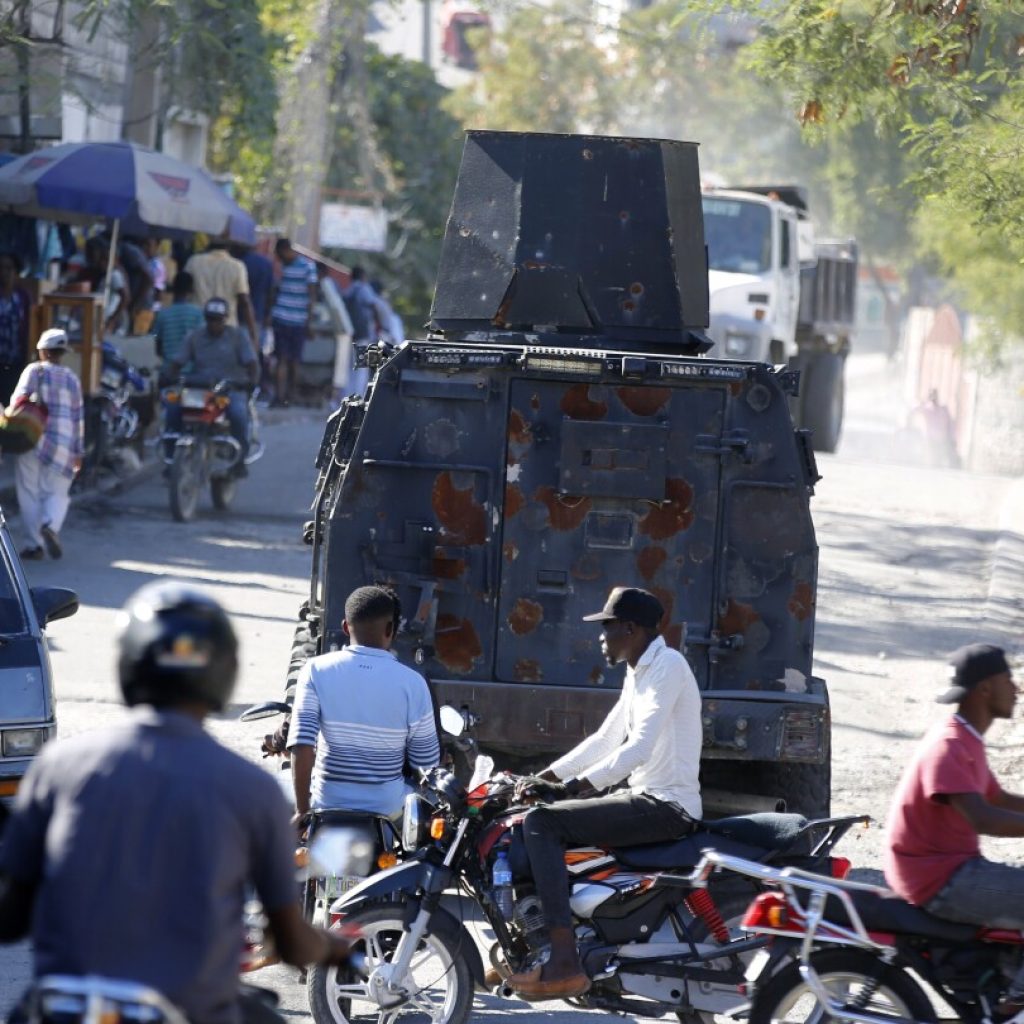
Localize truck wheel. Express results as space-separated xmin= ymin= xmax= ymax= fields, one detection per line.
xmin=802 ymin=352 xmax=845 ymax=453
xmin=759 ymin=758 xmax=831 ymax=819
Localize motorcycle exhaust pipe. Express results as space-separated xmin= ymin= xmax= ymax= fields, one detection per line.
xmin=701 ymin=788 xmax=786 ymax=816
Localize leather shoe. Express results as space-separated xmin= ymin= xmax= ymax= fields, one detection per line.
xmin=507 ymin=965 xmax=590 ymax=1000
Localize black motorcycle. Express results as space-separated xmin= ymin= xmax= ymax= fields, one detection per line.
xmin=320 ymin=743 xmax=867 ymax=1024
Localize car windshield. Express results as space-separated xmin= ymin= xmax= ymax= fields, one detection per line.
xmin=0 ymin=547 xmax=27 ymax=634
xmin=703 ymin=197 xmax=772 ymax=275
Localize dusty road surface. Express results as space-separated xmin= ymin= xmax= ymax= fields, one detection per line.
xmin=0 ymin=353 xmax=1020 ymax=1020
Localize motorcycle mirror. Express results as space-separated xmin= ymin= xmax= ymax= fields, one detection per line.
xmin=306 ymin=826 xmax=376 ymax=879
xmin=240 ymin=700 xmax=292 ymax=722
xmin=439 ymin=705 xmax=465 ymax=737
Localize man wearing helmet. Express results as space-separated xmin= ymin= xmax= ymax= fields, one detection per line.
xmin=0 ymin=582 xmax=353 ymax=1024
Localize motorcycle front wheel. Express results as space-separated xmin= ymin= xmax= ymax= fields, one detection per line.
xmin=307 ymin=901 xmax=473 ymax=1024
xmin=748 ymin=948 xmax=936 ymax=1024
xmin=169 ymin=444 xmax=202 ymax=522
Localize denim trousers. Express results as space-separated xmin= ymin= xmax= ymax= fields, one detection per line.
xmin=925 ymin=856 xmax=1024 ymax=929
xmin=522 ymin=791 xmax=695 ymax=929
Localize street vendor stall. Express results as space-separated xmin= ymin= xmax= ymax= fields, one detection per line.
xmin=0 ymin=141 xmax=255 ymax=393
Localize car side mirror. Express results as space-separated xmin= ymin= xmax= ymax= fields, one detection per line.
xmin=31 ymin=586 xmax=79 ymax=626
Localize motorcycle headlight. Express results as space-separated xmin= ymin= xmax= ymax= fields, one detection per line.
xmin=402 ymin=793 xmax=429 ymax=852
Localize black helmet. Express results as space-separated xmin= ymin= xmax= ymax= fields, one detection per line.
xmin=117 ymin=581 xmax=238 ymax=711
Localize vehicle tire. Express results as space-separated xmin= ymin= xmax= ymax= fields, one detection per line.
xmin=745 ymin=757 xmax=831 ymax=820
xmin=801 ymin=351 xmax=845 ymax=454
xmin=676 ymin=891 xmax=760 ymax=1024
xmin=169 ymin=446 xmax=201 ymax=522
xmin=210 ymin=473 xmax=237 ymax=511
xmin=306 ymin=901 xmax=474 ymax=1024
xmin=748 ymin=947 xmax=936 ymax=1024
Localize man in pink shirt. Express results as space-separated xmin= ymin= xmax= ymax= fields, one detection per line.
xmin=885 ymin=643 xmax=1024 ymax=927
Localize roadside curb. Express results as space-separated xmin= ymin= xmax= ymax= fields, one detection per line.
xmin=986 ymin=476 xmax=1024 ymax=651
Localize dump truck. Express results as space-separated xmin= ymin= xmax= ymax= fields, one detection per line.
xmin=286 ymin=132 xmax=832 ymax=817
xmin=702 ymin=185 xmax=857 ymax=453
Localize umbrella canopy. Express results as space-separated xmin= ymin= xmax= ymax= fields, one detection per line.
xmin=0 ymin=141 xmax=255 ymax=244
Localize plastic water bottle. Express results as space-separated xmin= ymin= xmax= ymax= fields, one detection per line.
xmin=492 ymin=850 xmax=514 ymax=920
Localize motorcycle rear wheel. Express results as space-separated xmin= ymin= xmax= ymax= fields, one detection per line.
xmin=307 ymin=901 xmax=473 ymax=1024
xmin=169 ymin=445 xmax=202 ymax=522
xmin=748 ymin=948 xmax=936 ymax=1024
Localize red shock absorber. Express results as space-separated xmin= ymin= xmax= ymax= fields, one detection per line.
xmin=684 ymin=889 xmax=730 ymax=943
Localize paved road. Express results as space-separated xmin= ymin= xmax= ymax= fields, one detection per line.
xmin=0 ymin=355 xmax=1020 ymax=1018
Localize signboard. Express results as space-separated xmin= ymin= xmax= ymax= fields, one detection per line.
xmin=319 ymin=202 xmax=388 ymax=252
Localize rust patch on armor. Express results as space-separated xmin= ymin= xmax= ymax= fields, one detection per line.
xmin=718 ymin=599 xmax=760 ymax=635
xmin=636 ymin=545 xmax=667 ymax=581
xmin=535 ymin=485 xmax=592 ymax=531
xmin=432 ymin=471 xmax=486 ymax=546
xmin=729 ymin=381 xmax=744 ymax=397
xmin=435 ymin=614 xmax=482 ymax=673
xmin=503 ymin=542 xmax=519 ymax=563
xmin=508 ymin=598 xmax=544 ymax=636
xmin=505 ymin=482 xmax=525 ymax=518
xmin=432 ymin=549 xmax=467 ymax=580
xmin=571 ymin=552 xmax=602 ymax=581
xmin=788 ymin=581 xmax=814 ymax=621
xmin=616 ymin=386 xmax=671 ymax=417
xmin=530 ymin=393 xmax=541 ymax=411
xmin=639 ymin=478 xmax=694 ymax=540
xmin=508 ymin=408 xmax=532 ymax=445
xmin=514 ymin=659 xmax=543 ymax=682
xmin=588 ymin=666 xmax=603 ymax=685
xmin=560 ymin=384 xmax=608 ymax=420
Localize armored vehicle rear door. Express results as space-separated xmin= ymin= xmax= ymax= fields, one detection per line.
xmin=497 ymin=379 xmax=724 ymax=691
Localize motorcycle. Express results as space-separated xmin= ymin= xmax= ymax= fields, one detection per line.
xmin=237 ymin=700 xmax=402 ymax=1000
xmin=698 ymin=848 xmax=1020 ymax=1024
xmin=160 ymin=378 xmax=264 ymax=522
xmin=322 ymin=714 xmax=868 ymax=1024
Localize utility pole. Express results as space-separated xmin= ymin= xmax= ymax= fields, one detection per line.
xmin=422 ymin=0 xmax=432 ymax=67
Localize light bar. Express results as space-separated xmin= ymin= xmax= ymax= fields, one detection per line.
xmin=525 ymin=355 xmax=602 ymax=375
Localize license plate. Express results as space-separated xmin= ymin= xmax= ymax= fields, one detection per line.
xmin=181 ymin=388 xmax=208 ymax=409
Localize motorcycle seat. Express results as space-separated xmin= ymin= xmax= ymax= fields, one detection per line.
xmin=830 ymin=889 xmax=978 ymax=942
xmin=613 ymin=813 xmax=811 ymax=870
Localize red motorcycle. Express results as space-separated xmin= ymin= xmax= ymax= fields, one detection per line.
xmin=160 ymin=378 xmax=264 ymax=521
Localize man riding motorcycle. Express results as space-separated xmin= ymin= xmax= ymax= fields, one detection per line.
xmin=508 ymin=585 xmax=702 ymax=1000
xmin=0 ymin=582 xmax=353 ymax=1024
xmin=162 ymin=296 xmax=258 ymax=476
xmin=287 ymin=585 xmax=440 ymax=820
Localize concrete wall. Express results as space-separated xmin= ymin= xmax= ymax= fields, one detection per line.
xmin=963 ymin=333 xmax=1024 ymax=477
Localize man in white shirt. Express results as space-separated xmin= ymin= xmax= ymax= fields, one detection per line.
xmin=508 ymin=586 xmax=702 ymax=1001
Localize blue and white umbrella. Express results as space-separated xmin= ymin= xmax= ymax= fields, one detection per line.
xmin=0 ymin=140 xmax=255 ymax=244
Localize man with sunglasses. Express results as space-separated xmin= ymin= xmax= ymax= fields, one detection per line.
xmin=508 ymin=586 xmax=702 ymax=1000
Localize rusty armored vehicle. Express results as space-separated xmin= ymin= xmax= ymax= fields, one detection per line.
xmin=290 ymin=130 xmax=831 ymax=817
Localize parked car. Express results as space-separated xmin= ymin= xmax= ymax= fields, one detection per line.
xmin=0 ymin=510 xmax=78 ymax=808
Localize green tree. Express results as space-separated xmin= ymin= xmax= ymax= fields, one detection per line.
xmin=323 ymin=46 xmax=466 ymax=329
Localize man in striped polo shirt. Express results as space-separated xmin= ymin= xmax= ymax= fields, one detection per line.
xmin=269 ymin=238 xmax=318 ymax=407
xmin=288 ymin=587 xmax=440 ymax=819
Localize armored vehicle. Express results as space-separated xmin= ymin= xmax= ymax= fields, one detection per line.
xmin=291 ymin=131 xmax=830 ymax=817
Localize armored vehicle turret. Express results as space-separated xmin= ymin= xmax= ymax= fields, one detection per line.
xmin=292 ymin=131 xmax=830 ymax=816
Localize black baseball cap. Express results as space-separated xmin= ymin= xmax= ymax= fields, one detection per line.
xmin=936 ymin=643 xmax=1011 ymax=704
xmin=204 ymin=297 xmax=229 ymax=318
xmin=582 ymin=587 xmax=664 ymax=629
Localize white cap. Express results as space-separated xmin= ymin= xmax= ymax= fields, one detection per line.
xmin=37 ymin=328 xmax=69 ymax=351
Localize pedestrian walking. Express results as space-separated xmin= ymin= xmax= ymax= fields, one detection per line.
xmin=12 ymin=329 xmax=84 ymax=561
xmin=269 ymin=238 xmax=317 ymax=407
xmin=231 ymin=244 xmax=275 ymax=396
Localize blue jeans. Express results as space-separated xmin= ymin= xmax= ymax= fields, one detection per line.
xmin=925 ymin=856 xmax=1024 ymax=929
xmin=164 ymin=391 xmax=250 ymax=462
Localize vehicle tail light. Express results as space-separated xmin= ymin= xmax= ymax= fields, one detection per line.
xmin=830 ymin=856 xmax=852 ymax=880
xmin=430 ymin=816 xmax=446 ymax=840
xmin=742 ymin=891 xmax=792 ymax=931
